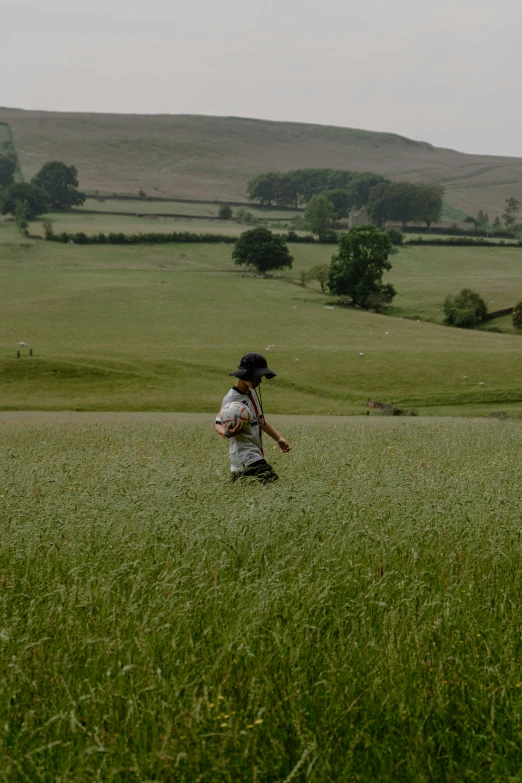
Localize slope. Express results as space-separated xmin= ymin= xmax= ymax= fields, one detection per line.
xmin=1 ymin=107 xmax=522 ymax=216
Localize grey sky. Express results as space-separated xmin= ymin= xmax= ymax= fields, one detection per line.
xmin=2 ymin=0 xmax=522 ymax=156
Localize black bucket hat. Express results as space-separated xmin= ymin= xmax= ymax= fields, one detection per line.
xmin=230 ymin=352 xmax=277 ymax=381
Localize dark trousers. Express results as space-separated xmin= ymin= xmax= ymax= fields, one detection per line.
xmin=231 ymin=459 xmax=278 ymax=485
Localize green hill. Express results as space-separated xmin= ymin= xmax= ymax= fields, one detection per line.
xmin=2 ymin=107 xmax=522 ymax=217
xmin=1 ymin=217 xmax=522 ymax=416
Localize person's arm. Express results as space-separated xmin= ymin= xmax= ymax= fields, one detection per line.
xmin=260 ymin=420 xmax=291 ymax=452
xmin=215 ymin=421 xmax=243 ymax=440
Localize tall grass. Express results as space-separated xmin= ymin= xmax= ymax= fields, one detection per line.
xmin=1 ymin=416 xmax=522 ymax=780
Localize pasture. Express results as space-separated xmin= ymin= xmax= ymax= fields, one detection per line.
xmin=1 ymin=413 xmax=522 ymax=781
xmin=33 ymin=212 xmax=266 ymax=238
xmin=77 ymin=198 xmax=300 ymax=221
xmin=1 ymin=220 xmax=522 ymax=414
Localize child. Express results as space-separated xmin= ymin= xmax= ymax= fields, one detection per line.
xmin=215 ymin=352 xmax=291 ymax=483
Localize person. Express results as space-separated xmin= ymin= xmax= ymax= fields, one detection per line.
xmin=215 ymin=352 xmax=291 ymax=483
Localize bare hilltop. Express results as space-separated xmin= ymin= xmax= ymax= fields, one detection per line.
xmin=2 ymin=107 xmax=522 ymax=215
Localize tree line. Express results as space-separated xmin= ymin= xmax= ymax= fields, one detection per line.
xmin=247 ymin=168 xmax=445 ymax=229
xmin=0 ymin=156 xmax=85 ymax=233
xmin=475 ymin=198 xmax=521 ymax=233
xmin=247 ymin=169 xmax=387 ymax=212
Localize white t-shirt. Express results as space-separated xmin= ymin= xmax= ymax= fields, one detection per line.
xmin=216 ymin=386 xmax=264 ymax=471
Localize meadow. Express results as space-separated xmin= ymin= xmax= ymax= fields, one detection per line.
xmin=35 ymin=213 xmax=263 ymax=238
xmin=1 ymin=413 xmax=522 ymax=781
xmin=1 ymin=218 xmax=522 ymax=414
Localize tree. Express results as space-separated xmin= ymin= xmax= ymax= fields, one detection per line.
xmin=0 ymin=154 xmax=16 ymax=188
xmin=42 ymin=219 xmax=54 ymax=239
xmin=367 ymin=182 xmax=416 ymax=228
xmin=13 ymin=200 xmax=29 ymax=237
xmin=1 ymin=182 xmax=49 ymax=219
xmin=475 ymin=210 xmax=489 ymax=231
xmin=247 ymin=173 xmax=281 ymax=206
xmin=412 ymin=184 xmax=444 ymax=230
xmin=305 ymin=194 xmax=334 ymax=239
xmin=347 ymin=172 xmax=389 ymax=209
xmin=328 ymin=224 xmax=396 ymax=308
xmin=493 ymin=216 xmax=502 ymax=229
xmin=219 ymin=204 xmax=233 ymax=220
xmin=324 ymin=189 xmax=352 ymax=220
xmin=31 ymin=161 xmax=85 ymax=210
xmin=367 ymin=181 xmax=443 ymax=229
xmin=276 ymin=172 xmax=302 ymax=208
xmin=512 ymin=302 xmax=522 ymax=331
xmin=443 ymin=289 xmax=488 ymax=328
xmin=307 ymin=263 xmax=330 ymax=293
xmin=232 ymin=227 xmax=293 ymax=275
xmin=502 ymin=197 xmax=520 ymax=230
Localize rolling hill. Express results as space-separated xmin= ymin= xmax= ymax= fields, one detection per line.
xmin=2 ymin=107 xmax=522 ymax=216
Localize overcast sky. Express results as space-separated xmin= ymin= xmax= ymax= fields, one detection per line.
xmin=2 ymin=0 xmax=522 ymax=156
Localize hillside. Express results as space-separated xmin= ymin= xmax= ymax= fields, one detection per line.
xmin=2 ymin=107 xmax=522 ymax=215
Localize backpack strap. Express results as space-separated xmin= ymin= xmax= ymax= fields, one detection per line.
xmin=247 ymin=389 xmax=264 ymax=456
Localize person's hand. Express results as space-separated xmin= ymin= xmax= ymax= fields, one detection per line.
xmin=277 ymin=437 xmax=291 ymax=452
xmin=225 ymin=420 xmax=243 ymax=438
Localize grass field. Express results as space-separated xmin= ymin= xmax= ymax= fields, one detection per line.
xmin=31 ymin=213 xmax=274 ymax=238
xmin=77 ymin=198 xmax=300 ymax=220
xmin=387 ymin=244 xmax=522 ymax=320
xmin=1 ymin=222 xmax=522 ymax=414
xmin=1 ymin=413 xmax=522 ymax=781
xmin=2 ymin=107 xmax=522 ymax=215
xmin=440 ymin=202 xmax=469 ymax=223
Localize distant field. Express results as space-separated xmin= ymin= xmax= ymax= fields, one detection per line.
xmin=388 ymin=244 xmax=522 ymax=320
xmin=440 ymin=201 xmax=469 ymax=222
xmin=2 ymin=107 xmax=522 ymax=215
xmin=1 ymin=223 xmax=522 ymax=414
xmin=31 ymin=212 xmax=272 ymax=237
xmin=78 ymin=198 xmax=300 ymax=220
xmin=7 ymin=217 xmax=522 ymax=324
xmin=477 ymin=313 xmax=517 ymax=334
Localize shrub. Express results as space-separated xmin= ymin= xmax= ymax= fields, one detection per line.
xmin=512 ymin=302 xmax=522 ymax=331
xmin=364 ymin=291 xmax=395 ymax=312
xmin=41 ymin=219 xmax=54 ymax=239
xmin=14 ymin=201 xmax=29 ymax=237
xmin=407 ymin=237 xmax=517 ymax=247
xmin=218 ymin=204 xmax=233 ymax=220
xmin=288 ymin=216 xmax=310 ymax=232
xmin=46 ymin=230 xmax=238 ymax=245
xmin=284 ymin=230 xmax=315 ymax=243
xmin=317 ymin=228 xmax=338 ymax=243
xmin=385 ymin=227 xmax=404 ymax=245
xmin=236 ymin=208 xmax=256 ymax=225
xmin=1 ymin=182 xmax=49 ymax=219
xmin=444 ymin=289 xmax=488 ymax=328
xmin=307 ymin=263 xmax=330 ymax=294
